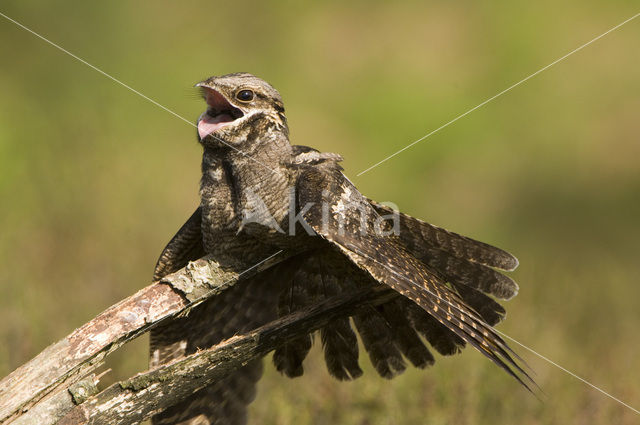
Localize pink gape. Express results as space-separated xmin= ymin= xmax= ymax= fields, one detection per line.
xmin=197 ymin=87 xmax=238 ymax=139
xmin=197 ymin=113 xmax=234 ymax=139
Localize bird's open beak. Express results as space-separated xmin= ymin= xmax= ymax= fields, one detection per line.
xmin=195 ymin=84 xmax=244 ymax=139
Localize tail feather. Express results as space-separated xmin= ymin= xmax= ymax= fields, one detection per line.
xmin=273 ymin=272 xmax=314 ymax=377
xmin=379 ymin=300 xmax=435 ymax=368
xmin=320 ymin=318 xmax=362 ymax=380
xmin=313 ymin=256 xmax=364 ymax=380
xmin=354 ymin=305 xmax=407 ymax=379
xmin=272 ymin=335 xmax=312 ymax=378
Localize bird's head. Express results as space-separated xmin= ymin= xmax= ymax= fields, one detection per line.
xmin=195 ymin=73 xmax=288 ymax=148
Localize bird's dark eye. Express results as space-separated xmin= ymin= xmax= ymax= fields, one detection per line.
xmin=236 ymin=89 xmax=254 ymax=102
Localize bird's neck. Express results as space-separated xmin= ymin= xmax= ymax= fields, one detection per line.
xmin=201 ymin=125 xmax=293 ymax=181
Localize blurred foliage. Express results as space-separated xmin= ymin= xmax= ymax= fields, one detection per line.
xmin=1 ymin=1 xmax=639 ymax=424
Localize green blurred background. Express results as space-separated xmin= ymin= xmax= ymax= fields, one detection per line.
xmin=1 ymin=1 xmax=638 ymax=424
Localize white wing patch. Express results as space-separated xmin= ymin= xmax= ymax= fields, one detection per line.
xmin=331 ymin=185 xmax=353 ymax=220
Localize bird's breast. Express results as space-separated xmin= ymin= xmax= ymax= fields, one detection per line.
xmin=199 ymin=155 xmax=307 ymax=256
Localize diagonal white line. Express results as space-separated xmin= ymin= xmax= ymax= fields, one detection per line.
xmin=0 ymin=10 xmax=280 ymax=175
xmin=356 ymin=12 xmax=640 ymax=177
xmin=194 ymin=249 xmax=284 ymax=299
xmin=495 ymin=329 xmax=640 ymax=415
xmin=234 ymin=250 xmax=284 ymax=279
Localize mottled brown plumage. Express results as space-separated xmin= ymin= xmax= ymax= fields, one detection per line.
xmin=150 ymin=73 xmax=529 ymax=424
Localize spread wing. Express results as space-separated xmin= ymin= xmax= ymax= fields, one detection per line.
xmin=295 ymin=166 xmax=533 ymax=389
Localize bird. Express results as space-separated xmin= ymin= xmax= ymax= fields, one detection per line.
xmin=149 ymin=72 xmax=529 ymax=425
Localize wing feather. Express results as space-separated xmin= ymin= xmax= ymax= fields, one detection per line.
xmin=296 ymin=167 xmax=532 ymax=389
xmin=153 ymin=207 xmax=206 ymax=281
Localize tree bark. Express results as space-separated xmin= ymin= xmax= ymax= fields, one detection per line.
xmin=58 ymin=287 xmax=396 ymax=425
xmin=0 ymin=251 xmax=290 ymax=425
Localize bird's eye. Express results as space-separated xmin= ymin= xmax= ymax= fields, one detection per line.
xmin=236 ymin=89 xmax=254 ymax=102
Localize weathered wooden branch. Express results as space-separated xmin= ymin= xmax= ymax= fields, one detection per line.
xmin=58 ymin=287 xmax=397 ymax=425
xmin=8 ymin=375 xmax=100 ymax=425
xmin=0 ymin=251 xmax=293 ymax=425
